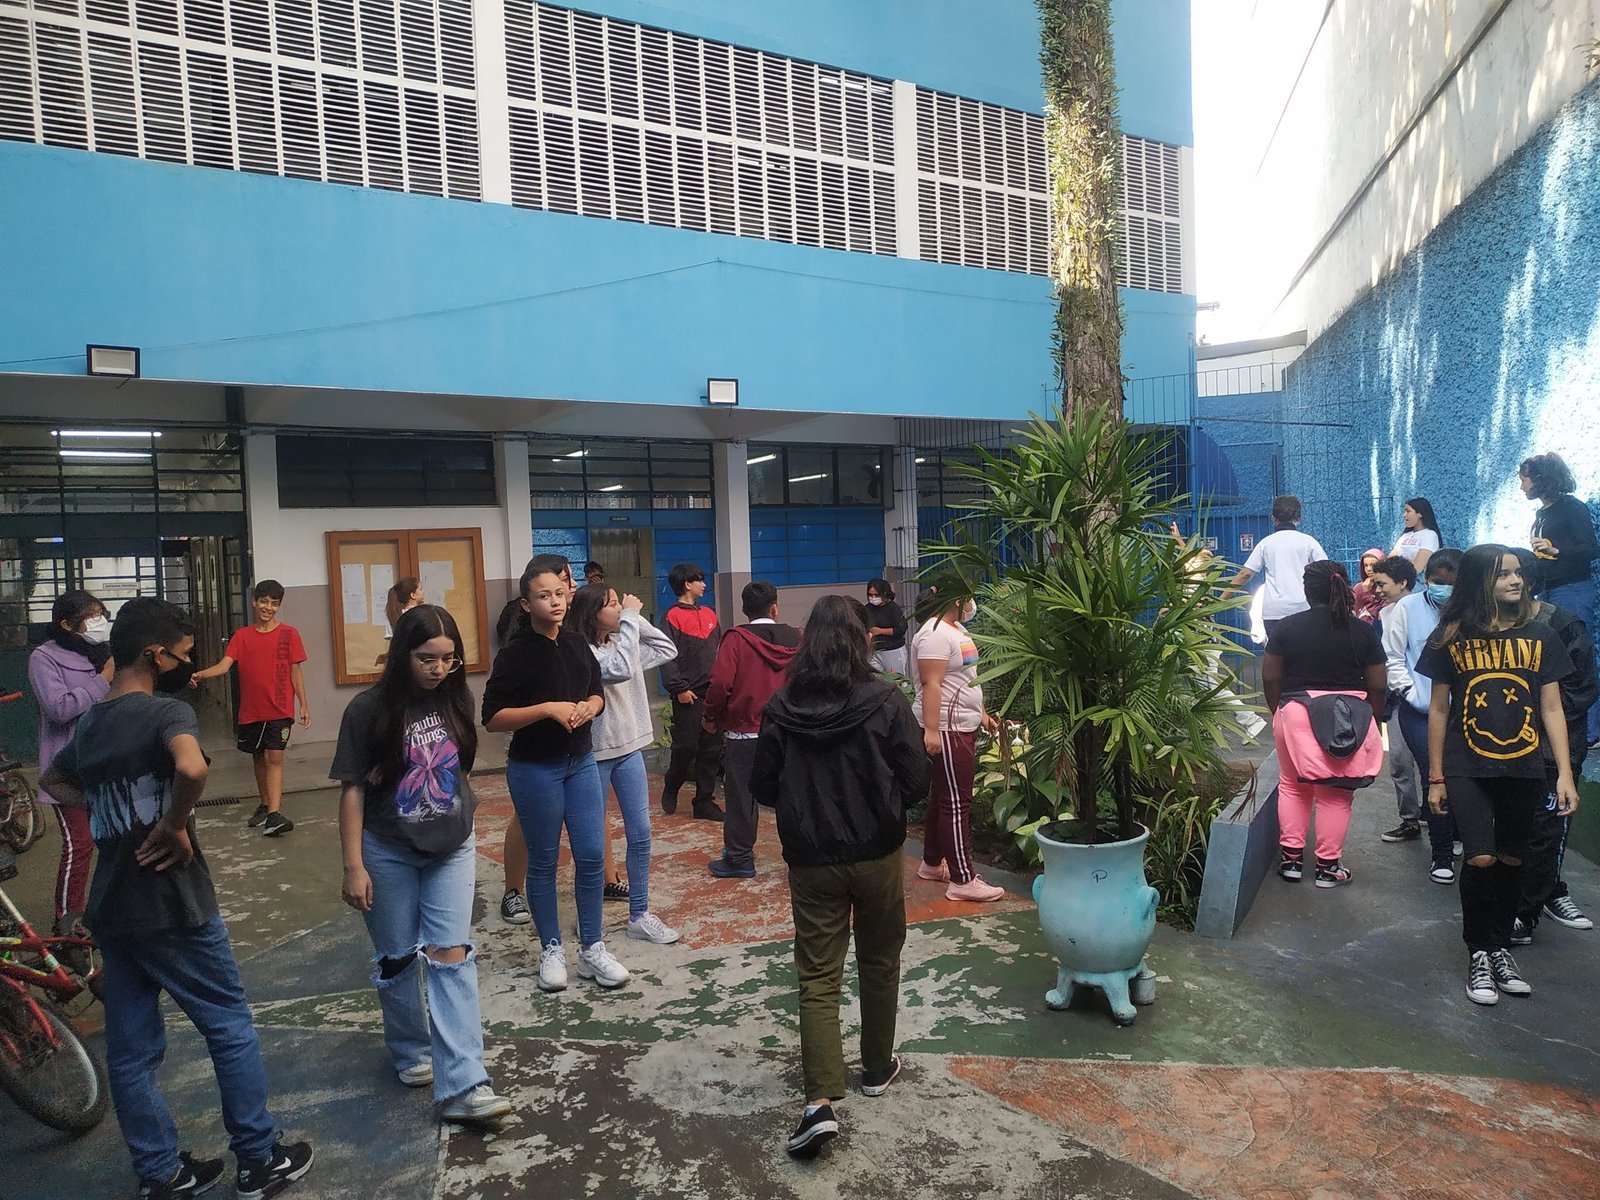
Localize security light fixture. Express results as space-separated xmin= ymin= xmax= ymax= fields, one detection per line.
xmin=706 ymin=378 xmax=739 ymax=406
xmin=86 ymin=345 xmax=141 ymax=378
xmin=746 ymin=453 xmax=777 ymax=466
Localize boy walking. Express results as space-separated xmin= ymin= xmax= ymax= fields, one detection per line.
xmin=192 ymin=580 xmax=310 ymax=835
xmin=703 ymin=581 xmax=801 ymax=877
xmin=40 ymin=598 xmax=313 ymax=1200
xmin=660 ymin=562 xmax=725 ymax=820
xmin=1227 ymin=496 xmax=1328 ymax=639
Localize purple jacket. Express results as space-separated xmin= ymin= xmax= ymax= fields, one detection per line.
xmin=28 ymin=640 xmax=110 ymax=806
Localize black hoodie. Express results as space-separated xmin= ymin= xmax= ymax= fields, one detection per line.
xmin=750 ymin=679 xmax=930 ymax=868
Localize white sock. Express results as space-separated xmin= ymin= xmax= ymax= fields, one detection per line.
xmin=804 ymin=1103 xmax=824 ymax=1116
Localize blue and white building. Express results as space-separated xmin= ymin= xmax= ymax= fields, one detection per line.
xmin=0 ymin=0 xmax=1195 ymax=746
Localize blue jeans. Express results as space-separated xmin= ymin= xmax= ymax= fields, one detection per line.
xmin=507 ymin=754 xmax=605 ymax=947
xmin=98 ymin=914 xmax=278 ymax=1185
xmin=1544 ymin=578 xmax=1599 ymax=744
xmin=596 ymin=750 xmax=652 ymax=919
xmin=1395 ymin=701 xmax=1459 ymax=857
xmin=359 ymin=830 xmax=488 ymax=1103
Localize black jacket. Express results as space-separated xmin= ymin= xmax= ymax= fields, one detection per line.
xmin=1531 ymin=601 xmax=1599 ymax=774
xmin=750 ymin=680 xmax=930 ymax=868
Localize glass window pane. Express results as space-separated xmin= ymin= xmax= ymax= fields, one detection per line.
xmin=747 ymin=444 xmax=784 ymax=505
xmin=0 ymin=426 xmax=64 ymax=518
xmin=835 ymin=447 xmax=886 ymax=505
xmin=784 ymin=447 xmax=832 ymax=506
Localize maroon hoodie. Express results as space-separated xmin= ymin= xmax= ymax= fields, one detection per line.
xmin=703 ymin=622 xmax=802 ymax=734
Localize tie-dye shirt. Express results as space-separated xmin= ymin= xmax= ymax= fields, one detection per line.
xmin=51 ymin=692 xmax=219 ymax=938
xmin=330 ymin=689 xmax=476 ymax=855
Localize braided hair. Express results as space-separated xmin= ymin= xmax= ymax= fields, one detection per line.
xmin=1303 ymin=560 xmax=1355 ymax=627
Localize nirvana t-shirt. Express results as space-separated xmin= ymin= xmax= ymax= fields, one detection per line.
xmin=51 ymin=693 xmax=219 ymax=940
xmin=225 ymin=623 xmax=307 ymax=723
xmin=1415 ymin=624 xmax=1574 ymax=778
xmin=911 ymin=618 xmax=983 ymax=732
xmin=330 ymin=689 xmax=476 ymax=855
xmin=1266 ymin=607 xmax=1384 ymax=692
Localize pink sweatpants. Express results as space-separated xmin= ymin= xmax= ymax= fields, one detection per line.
xmin=1272 ymin=709 xmax=1356 ymax=861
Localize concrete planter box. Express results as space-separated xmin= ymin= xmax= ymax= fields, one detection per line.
xmin=1194 ymin=752 xmax=1280 ymax=939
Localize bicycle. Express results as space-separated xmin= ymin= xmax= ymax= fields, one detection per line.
xmin=0 ymin=691 xmax=46 ymax=853
xmin=0 ymin=846 xmax=109 ymax=1132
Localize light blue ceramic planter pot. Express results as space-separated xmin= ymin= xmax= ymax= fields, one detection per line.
xmin=1031 ymin=822 xmax=1159 ymax=1026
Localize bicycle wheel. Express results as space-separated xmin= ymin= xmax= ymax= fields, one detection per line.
xmin=0 ymin=772 xmax=43 ymax=852
xmin=0 ymin=986 xmax=109 ymax=1133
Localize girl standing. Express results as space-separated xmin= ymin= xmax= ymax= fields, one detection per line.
xmin=1521 ymin=452 xmax=1600 ymax=748
xmin=750 ymin=595 xmax=929 ymax=1158
xmin=1262 ymin=561 xmax=1387 ymax=887
xmin=566 ymin=583 xmax=681 ymax=945
xmin=332 ymin=605 xmax=512 ymax=1123
xmin=28 ymin=589 xmax=113 ymax=930
xmin=483 ymin=560 xmax=628 ymax=992
xmin=1417 ymin=545 xmax=1578 ymax=1005
xmin=384 ymin=576 xmax=424 ymax=631
xmin=864 ymin=580 xmax=908 ymax=677
xmin=910 ymin=593 xmax=1004 ymax=902
xmin=1391 ymin=497 xmax=1443 ymax=572
xmin=1352 ymin=549 xmax=1387 ymax=624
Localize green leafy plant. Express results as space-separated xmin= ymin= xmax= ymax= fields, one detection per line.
xmin=921 ymin=410 xmax=1251 ymax=848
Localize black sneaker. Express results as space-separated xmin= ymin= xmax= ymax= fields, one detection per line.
xmin=1489 ymin=949 xmax=1532 ymax=996
xmin=785 ymin=1104 xmax=838 ymax=1158
xmin=659 ymin=790 xmax=678 ymax=816
xmin=137 ymin=1151 xmax=225 ymax=1199
xmin=1543 ymin=895 xmax=1594 ymax=930
xmin=1313 ymin=858 xmax=1352 ymax=888
xmin=1429 ymin=857 xmax=1456 ymax=885
xmin=861 ymin=1054 xmax=901 ymax=1097
xmin=1380 ymin=821 xmax=1422 ymax=842
xmin=1510 ymin=918 xmax=1534 ymax=946
xmin=498 ymin=889 xmax=531 ymax=925
xmin=235 ymin=1137 xmax=313 ymax=1200
xmin=262 ymin=812 xmax=294 ymax=837
xmin=1278 ymin=848 xmax=1303 ymax=882
xmin=246 ymin=804 xmax=271 ymax=828
xmin=692 ymin=799 xmax=725 ymax=822
xmin=603 ymin=879 xmax=630 ymax=903
xmin=1465 ymin=951 xmax=1498 ymax=1006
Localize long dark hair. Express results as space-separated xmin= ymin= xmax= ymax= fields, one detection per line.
xmin=1431 ymin=543 xmax=1532 ymax=646
xmin=368 ymin=605 xmax=477 ymax=794
xmin=566 ymin=582 xmax=613 ymax=646
xmin=785 ymin=594 xmax=873 ymax=701
xmin=1404 ymin=496 xmax=1442 ymax=540
xmin=385 ymin=575 xmax=420 ymax=627
xmin=1303 ymin=560 xmax=1355 ymax=627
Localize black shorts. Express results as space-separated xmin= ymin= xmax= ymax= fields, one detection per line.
xmin=1443 ymin=775 xmax=1542 ymax=861
xmin=237 ymin=718 xmax=293 ymax=755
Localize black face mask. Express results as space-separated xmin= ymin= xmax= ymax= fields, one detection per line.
xmin=150 ymin=650 xmax=197 ymax=694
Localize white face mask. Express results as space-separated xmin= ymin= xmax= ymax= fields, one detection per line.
xmin=961 ymin=600 xmax=977 ymax=623
xmin=867 ymin=596 xmax=884 ymax=606
xmin=80 ymin=615 xmax=111 ymax=645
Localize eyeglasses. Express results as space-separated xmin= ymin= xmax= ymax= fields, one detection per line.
xmin=411 ymin=653 xmax=463 ymax=672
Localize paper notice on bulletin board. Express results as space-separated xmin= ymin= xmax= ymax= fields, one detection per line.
xmin=340 ymin=564 xmax=369 ymax=626
xmin=420 ymin=560 xmax=454 ymax=604
xmin=370 ymin=564 xmax=395 ymax=627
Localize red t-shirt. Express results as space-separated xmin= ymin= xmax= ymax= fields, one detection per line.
xmin=225 ymin=624 xmax=308 ymax=724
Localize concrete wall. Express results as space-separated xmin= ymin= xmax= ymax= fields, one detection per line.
xmin=1280 ymin=77 xmax=1600 ymax=561
xmin=1222 ymin=0 xmax=1599 ymax=341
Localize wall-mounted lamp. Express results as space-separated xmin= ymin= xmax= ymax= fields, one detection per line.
xmin=705 ymin=377 xmax=739 ymax=406
xmin=86 ymin=344 xmax=141 ymax=378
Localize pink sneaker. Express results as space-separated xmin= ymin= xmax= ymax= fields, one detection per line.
xmin=917 ymin=860 xmax=951 ymax=882
xmin=945 ymin=877 xmax=1005 ymax=903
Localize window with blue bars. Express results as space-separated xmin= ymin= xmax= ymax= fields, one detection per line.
xmin=752 ymin=507 xmax=885 ymax=586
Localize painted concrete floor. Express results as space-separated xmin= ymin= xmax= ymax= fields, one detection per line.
xmin=6 ymin=769 xmax=1600 ymax=1200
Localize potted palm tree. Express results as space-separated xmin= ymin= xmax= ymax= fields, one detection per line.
xmin=921 ymin=411 xmax=1246 ymax=1023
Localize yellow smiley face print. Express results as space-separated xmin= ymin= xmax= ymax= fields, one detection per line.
xmin=1461 ymin=671 xmax=1540 ymax=761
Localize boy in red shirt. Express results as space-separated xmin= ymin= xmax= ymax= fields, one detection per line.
xmin=192 ymin=580 xmax=310 ymax=835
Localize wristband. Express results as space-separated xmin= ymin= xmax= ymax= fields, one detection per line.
xmin=1428 ymin=777 xmax=1445 ymax=784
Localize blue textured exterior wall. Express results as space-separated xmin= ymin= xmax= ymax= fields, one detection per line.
xmin=1281 ymin=77 xmax=1600 ymax=562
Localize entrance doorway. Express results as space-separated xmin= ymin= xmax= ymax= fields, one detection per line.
xmin=589 ymin=529 xmax=657 ymax=624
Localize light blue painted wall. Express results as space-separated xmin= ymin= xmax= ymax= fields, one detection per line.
xmin=0 ymin=142 xmax=1185 ymax=415
xmin=1280 ymin=77 xmax=1600 ymax=564
xmin=1111 ymin=0 xmax=1194 ymax=146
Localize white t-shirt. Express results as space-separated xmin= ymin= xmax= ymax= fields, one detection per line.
xmin=1244 ymin=529 xmax=1328 ymax=620
xmin=1391 ymin=528 xmax=1440 ymax=563
xmin=911 ymin=618 xmax=983 ymax=732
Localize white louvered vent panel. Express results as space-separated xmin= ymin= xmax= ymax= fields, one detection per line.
xmin=230 ymin=0 xmax=271 ymax=53
xmin=356 ymin=0 xmax=395 ymax=75
xmin=441 ymin=93 xmax=477 ymax=198
xmin=504 ymin=3 xmax=898 ymax=256
xmin=134 ymin=0 xmax=178 ymax=36
xmin=137 ymin=38 xmax=187 ymax=162
xmin=186 ymin=47 xmax=233 ymax=167
xmin=35 ymin=21 xmax=88 ymax=149
xmin=437 ymin=0 xmax=471 ymax=87
xmin=85 ymin=0 xmax=128 ymax=25
xmin=274 ymin=0 xmax=315 ymax=62
xmin=231 ymin=56 xmax=277 ymax=172
xmin=322 ymin=70 xmax=362 ymax=182
xmin=362 ymin=78 xmax=402 ymax=188
xmin=1116 ymin=135 xmax=1184 ymax=293
xmin=277 ymin=62 xmax=320 ymax=178
xmin=317 ymin=0 xmax=358 ymax=68
xmin=0 ymin=15 xmax=38 ymax=143
xmin=402 ymin=86 xmax=440 ymax=193
xmin=397 ymin=0 xmax=436 ymax=83
xmin=86 ymin=30 xmax=138 ymax=157
xmin=181 ymin=0 xmax=225 ymax=46
xmin=34 ymin=0 xmax=81 ymax=16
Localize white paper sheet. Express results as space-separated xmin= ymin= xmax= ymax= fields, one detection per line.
xmin=420 ymin=559 xmax=454 ymax=603
xmin=370 ymin=564 xmax=395 ymax=626
xmin=340 ymin=563 xmax=369 ymax=627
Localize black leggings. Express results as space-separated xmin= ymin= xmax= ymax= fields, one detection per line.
xmin=1446 ymin=775 xmax=1541 ymax=952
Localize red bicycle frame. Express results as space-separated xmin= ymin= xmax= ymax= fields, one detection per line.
xmin=0 ymin=884 xmax=100 ymax=1007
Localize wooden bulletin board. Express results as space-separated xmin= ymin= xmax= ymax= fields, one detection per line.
xmin=325 ymin=528 xmax=492 ymax=685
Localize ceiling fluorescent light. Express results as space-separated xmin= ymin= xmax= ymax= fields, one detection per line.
xmin=746 ymin=453 xmax=777 ymax=466
xmin=53 ymin=429 xmax=162 ymax=438
xmin=59 ymin=449 xmax=152 ymax=460
xmin=598 ymin=484 xmax=624 ymax=492
xmin=788 ymin=473 xmax=829 ymax=483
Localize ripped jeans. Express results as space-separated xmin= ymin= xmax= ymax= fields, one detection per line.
xmin=359 ymin=829 xmax=490 ymax=1103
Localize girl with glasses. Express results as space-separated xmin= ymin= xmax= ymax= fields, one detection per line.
xmin=331 ymin=605 xmax=512 ymax=1125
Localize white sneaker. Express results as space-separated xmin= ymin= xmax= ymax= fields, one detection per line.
xmin=626 ymin=912 xmax=681 ymax=945
xmin=537 ymin=942 xmax=567 ymax=992
xmin=440 ymin=1084 xmax=512 ymax=1124
xmin=576 ymin=940 xmax=630 ymax=989
xmin=396 ymin=1061 xmax=433 ymax=1088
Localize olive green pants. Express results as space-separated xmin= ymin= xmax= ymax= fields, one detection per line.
xmin=788 ymin=850 xmax=906 ymax=1101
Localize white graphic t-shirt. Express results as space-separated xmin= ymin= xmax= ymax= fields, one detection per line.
xmin=911 ymin=618 xmax=984 ymax=733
